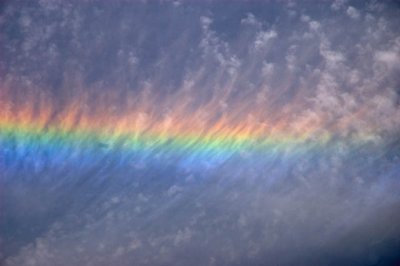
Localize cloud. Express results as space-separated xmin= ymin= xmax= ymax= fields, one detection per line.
xmin=347 ymin=6 xmax=361 ymax=19
xmin=375 ymin=50 xmax=400 ymax=68
xmin=1 ymin=1 xmax=400 ymax=266
xmin=331 ymin=0 xmax=348 ymax=11
xmin=254 ymin=30 xmax=278 ymax=49
xmin=241 ymin=13 xmax=261 ymax=27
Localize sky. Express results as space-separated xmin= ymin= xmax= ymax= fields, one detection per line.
xmin=1 ymin=0 xmax=400 ymax=265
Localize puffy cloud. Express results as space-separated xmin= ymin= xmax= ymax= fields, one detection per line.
xmin=309 ymin=20 xmax=321 ymax=31
xmin=346 ymin=6 xmax=361 ymax=19
xmin=254 ymin=30 xmax=277 ymax=49
xmin=375 ymin=50 xmax=400 ymax=68
xmin=241 ymin=13 xmax=261 ymax=27
xmin=331 ymin=0 xmax=348 ymax=11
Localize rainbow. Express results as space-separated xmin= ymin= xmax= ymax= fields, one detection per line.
xmin=0 ymin=87 xmax=374 ymax=173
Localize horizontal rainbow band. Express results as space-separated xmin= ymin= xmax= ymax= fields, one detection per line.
xmin=0 ymin=119 xmax=312 ymax=156
xmin=0 ymin=114 xmax=331 ymax=172
xmin=0 ymin=88 xmax=374 ymax=173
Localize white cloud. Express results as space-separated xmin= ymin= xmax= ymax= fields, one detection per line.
xmin=173 ymin=228 xmax=193 ymax=246
xmin=200 ymin=16 xmax=212 ymax=29
xmin=347 ymin=6 xmax=360 ymax=19
xmin=262 ymin=62 xmax=274 ymax=77
xmin=241 ymin=13 xmax=260 ymax=27
xmin=331 ymin=0 xmax=348 ymax=11
xmin=254 ymin=30 xmax=277 ymax=49
xmin=309 ymin=20 xmax=321 ymax=31
xmin=375 ymin=50 xmax=400 ymax=67
xmin=167 ymin=185 xmax=183 ymax=197
xmin=300 ymin=14 xmax=310 ymax=23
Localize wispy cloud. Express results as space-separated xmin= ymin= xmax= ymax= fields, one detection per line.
xmin=1 ymin=1 xmax=400 ymax=265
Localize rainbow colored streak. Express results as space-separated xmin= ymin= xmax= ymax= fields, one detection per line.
xmin=0 ymin=87 xmax=371 ymax=173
